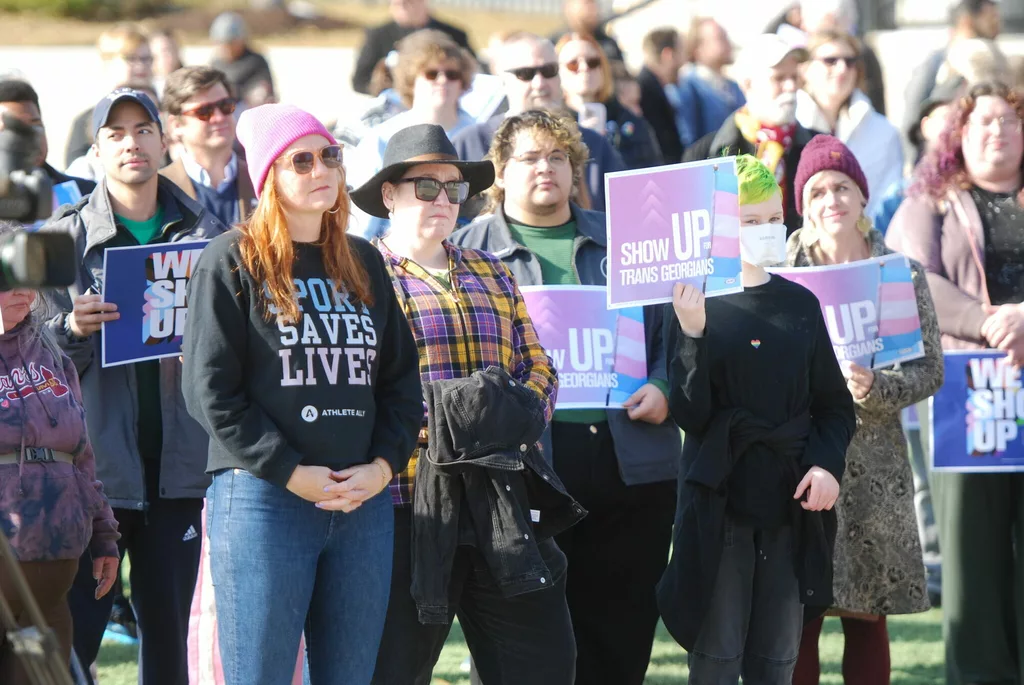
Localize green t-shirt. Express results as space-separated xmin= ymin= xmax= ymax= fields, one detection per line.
xmin=116 ymin=207 xmax=165 ymax=246
xmin=507 ymin=221 xmax=577 ymax=286
xmin=508 ymin=219 xmax=607 ymax=425
xmin=113 ymin=206 xmax=167 ymax=497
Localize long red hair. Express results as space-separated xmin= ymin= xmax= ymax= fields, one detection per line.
xmin=239 ymin=165 xmax=373 ymax=323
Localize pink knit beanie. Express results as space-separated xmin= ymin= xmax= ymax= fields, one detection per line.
xmin=235 ymin=104 xmax=337 ymax=198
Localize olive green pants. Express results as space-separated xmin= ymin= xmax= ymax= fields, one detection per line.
xmin=933 ymin=469 xmax=1024 ymax=685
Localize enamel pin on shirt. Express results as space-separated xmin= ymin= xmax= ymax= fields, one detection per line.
xmin=750 ymin=339 xmax=761 ymax=349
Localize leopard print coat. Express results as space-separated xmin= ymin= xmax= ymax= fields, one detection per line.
xmin=786 ymin=227 xmax=941 ymax=615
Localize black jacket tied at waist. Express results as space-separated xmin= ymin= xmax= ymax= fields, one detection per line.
xmin=411 ymin=366 xmax=586 ymax=625
xmin=656 ymin=408 xmax=836 ymax=651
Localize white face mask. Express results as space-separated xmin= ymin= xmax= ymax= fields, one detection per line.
xmin=739 ymin=222 xmax=787 ymax=267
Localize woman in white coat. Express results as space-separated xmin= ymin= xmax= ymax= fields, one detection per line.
xmin=796 ymin=29 xmax=903 ymax=219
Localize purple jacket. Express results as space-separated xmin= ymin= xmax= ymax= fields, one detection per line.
xmin=0 ymin=319 xmax=118 ymax=561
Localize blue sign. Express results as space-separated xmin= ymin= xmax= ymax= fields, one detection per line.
xmin=101 ymin=241 xmax=209 ymax=367
xmin=931 ymin=350 xmax=1024 ymax=472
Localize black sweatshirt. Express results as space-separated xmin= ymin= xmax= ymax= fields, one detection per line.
xmin=666 ymin=275 xmax=855 ymax=526
xmin=181 ymin=230 xmax=423 ymax=489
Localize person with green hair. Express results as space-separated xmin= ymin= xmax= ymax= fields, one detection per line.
xmin=658 ymin=155 xmax=856 ymax=684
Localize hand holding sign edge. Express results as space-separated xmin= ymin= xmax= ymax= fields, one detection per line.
xmin=672 ymin=282 xmax=706 ymax=338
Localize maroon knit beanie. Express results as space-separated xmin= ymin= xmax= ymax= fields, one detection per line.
xmin=793 ymin=134 xmax=869 ymax=216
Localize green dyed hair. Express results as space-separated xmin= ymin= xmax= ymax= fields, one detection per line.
xmin=735 ymin=154 xmax=781 ymax=206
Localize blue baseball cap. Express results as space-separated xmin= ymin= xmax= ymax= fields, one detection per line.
xmin=92 ymin=87 xmax=162 ymax=139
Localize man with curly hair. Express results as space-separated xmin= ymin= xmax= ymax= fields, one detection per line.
xmin=453 ymin=110 xmax=681 ymax=685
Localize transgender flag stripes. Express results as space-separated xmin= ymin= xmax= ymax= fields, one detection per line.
xmin=609 ymin=308 xmax=648 ymax=406
xmin=187 ymin=503 xmax=305 ymax=685
xmin=705 ymin=168 xmax=742 ymax=296
xmin=875 ymin=257 xmax=925 ymax=368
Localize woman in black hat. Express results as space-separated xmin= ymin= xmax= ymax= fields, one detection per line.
xmin=352 ymin=124 xmax=581 ymax=685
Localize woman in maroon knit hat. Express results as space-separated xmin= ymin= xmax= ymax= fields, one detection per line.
xmin=786 ymin=134 xmax=942 ymax=685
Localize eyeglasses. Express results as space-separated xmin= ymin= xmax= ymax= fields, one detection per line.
xmin=123 ymin=54 xmax=154 ymax=66
xmin=180 ymin=98 xmax=237 ymax=121
xmin=280 ymin=145 xmax=344 ymax=174
xmin=423 ymin=68 xmax=462 ymax=83
xmin=562 ymin=57 xmax=602 ymax=74
xmin=968 ymin=115 xmax=1024 ymax=133
xmin=506 ymin=63 xmax=559 ymax=82
xmin=817 ymin=56 xmax=859 ymax=68
xmin=510 ymin=150 xmax=569 ymax=167
xmin=395 ymin=177 xmax=470 ymax=204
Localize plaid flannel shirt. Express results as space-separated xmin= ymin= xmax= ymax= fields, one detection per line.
xmin=378 ymin=240 xmax=557 ymax=507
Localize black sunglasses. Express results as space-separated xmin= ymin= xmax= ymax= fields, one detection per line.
xmin=181 ymin=98 xmax=237 ymax=121
xmin=283 ymin=145 xmax=344 ymax=174
xmin=818 ymin=56 xmax=859 ymax=68
xmin=507 ymin=63 xmax=559 ymax=82
xmin=423 ymin=68 xmax=462 ymax=82
xmin=396 ymin=177 xmax=470 ymax=204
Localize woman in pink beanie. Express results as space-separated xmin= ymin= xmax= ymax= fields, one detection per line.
xmin=179 ymin=103 xmax=423 ymax=685
xmin=786 ymin=134 xmax=942 ymax=685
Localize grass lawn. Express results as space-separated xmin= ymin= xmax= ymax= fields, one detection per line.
xmin=97 ymin=609 xmax=944 ymax=684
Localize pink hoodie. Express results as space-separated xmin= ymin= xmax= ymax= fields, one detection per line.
xmin=0 ymin=319 xmax=118 ymax=561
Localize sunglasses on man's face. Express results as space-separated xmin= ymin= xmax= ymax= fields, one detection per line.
xmin=423 ymin=68 xmax=462 ymax=83
xmin=283 ymin=145 xmax=344 ymax=174
xmin=507 ymin=63 xmax=559 ymax=82
xmin=563 ymin=57 xmax=602 ymax=74
xmin=180 ymin=98 xmax=237 ymax=121
xmin=396 ymin=177 xmax=470 ymax=204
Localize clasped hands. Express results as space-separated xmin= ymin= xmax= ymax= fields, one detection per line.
xmin=982 ymin=303 xmax=1024 ymax=367
xmin=285 ymin=459 xmax=392 ymax=513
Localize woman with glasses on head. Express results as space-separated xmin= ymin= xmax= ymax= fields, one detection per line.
xmin=887 ymin=81 xmax=1024 ymax=685
xmin=555 ymin=32 xmax=663 ymax=169
xmin=796 ymin=30 xmax=902 ymax=218
xmin=349 ymin=28 xmax=478 ymax=240
xmin=351 ymin=123 xmax=579 ymax=685
xmin=180 ymin=104 xmax=423 ymax=685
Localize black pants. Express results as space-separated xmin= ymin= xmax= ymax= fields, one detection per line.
xmin=551 ymin=421 xmax=676 ymax=685
xmin=68 ymin=497 xmax=202 ymax=685
xmin=372 ymin=506 xmax=576 ymax=685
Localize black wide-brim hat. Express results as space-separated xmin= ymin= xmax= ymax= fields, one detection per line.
xmin=350 ymin=123 xmax=496 ymax=219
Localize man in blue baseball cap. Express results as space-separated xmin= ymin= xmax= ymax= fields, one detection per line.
xmin=41 ymin=86 xmax=227 ymax=685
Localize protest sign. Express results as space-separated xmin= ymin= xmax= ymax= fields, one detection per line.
xmin=932 ymin=350 xmax=1024 ymax=472
xmin=768 ymin=254 xmax=924 ymax=369
xmin=520 ymin=285 xmax=646 ymax=409
xmin=605 ymin=158 xmax=742 ymax=309
xmin=25 ymin=180 xmax=83 ymax=231
xmin=101 ymin=241 xmax=209 ymax=367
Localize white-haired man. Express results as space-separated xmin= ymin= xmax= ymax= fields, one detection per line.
xmin=683 ymin=34 xmax=819 ymax=234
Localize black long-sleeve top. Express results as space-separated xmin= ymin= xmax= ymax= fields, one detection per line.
xmin=181 ymin=230 xmax=423 ymax=488
xmin=666 ymin=275 xmax=855 ymax=526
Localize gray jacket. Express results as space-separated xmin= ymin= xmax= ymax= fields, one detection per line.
xmin=41 ymin=176 xmax=227 ymax=510
xmin=452 ymin=205 xmax=681 ymax=485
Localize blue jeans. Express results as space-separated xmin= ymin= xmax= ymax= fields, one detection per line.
xmin=207 ymin=468 xmax=394 ymax=685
